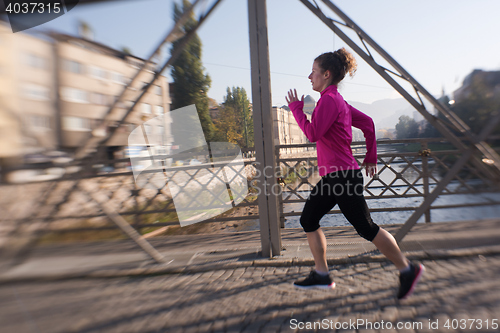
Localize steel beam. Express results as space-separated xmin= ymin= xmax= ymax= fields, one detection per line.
xmin=319 ymin=0 xmax=500 ymax=171
xmin=299 ymin=0 xmax=500 ymax=241
xmin=396 ymin=109 xmax=500 ymax=241
xmin=74 ymin=0 xmax=220 ymax=159
xmin=4 ymin=1 xmax=223 ymax=264
xmin=299 ymin=0 xmax=499 ymax=183
xmin=248 ymin=0 xmax=282 ymax=257
xmin=80 ymin=183 xmax=166 ymax=264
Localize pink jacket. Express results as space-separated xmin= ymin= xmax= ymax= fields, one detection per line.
xmin=288 ymin=85 xmax=377 ymax=176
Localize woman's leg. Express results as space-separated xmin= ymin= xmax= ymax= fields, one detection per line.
xmin=300 ymin=177 xmax=337 ymax=273
xmin=333 ymin=170 xmax=408 ymax=269
xmin=306 ymin=228 xmax=329 ymax=273
xmin=331 ymin=170 xmax=422 ymax=298
xmin=371 ymin=228 xmax=408 ymax=270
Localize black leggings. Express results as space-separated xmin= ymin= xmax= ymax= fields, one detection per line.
xmin=300 ymin=169 xmax=380 ymax=241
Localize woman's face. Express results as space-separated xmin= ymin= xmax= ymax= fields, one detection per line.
xmin=308 ymin=61 xmax=330 ymax=92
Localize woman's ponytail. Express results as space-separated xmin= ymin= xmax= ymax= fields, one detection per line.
xmin=315 ymin=47 xmax=357 ymax=85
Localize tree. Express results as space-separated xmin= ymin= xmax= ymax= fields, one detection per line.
xmin=170 ymin=0 xmax=214 ymax=142
xmin=417 ymin=71 xmax=500 ymax=141
xmin=78 ymin=20 xmax=94 ymax=40
xmin=213 ymin=87 xmax=253 ymax=148
xmin=451 ymin=76 xmax=500 ymax=136
xmin=213 ymin=104 xmax=243 ymax=145
xmin=120 ymin=46 xmax=132 ymax=55
xmin=420 ymin=121 xmax=441 ymax=138
xmin=419 ymin=94 xmax=449 ymax=138
xmin=395 ymin=115 xmax=419 ymax=139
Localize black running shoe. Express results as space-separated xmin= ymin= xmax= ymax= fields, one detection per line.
xmin=294 ymin=271 xmax=335 ymax=289
xmin=398 ymin=263 xmax=425 ymax=299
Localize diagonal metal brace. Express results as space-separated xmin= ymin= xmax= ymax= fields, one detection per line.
xmin=74 ymin=0 xmax=223 ymax=160
xmin=79 ymin=183 xmax=167 ymax=264
xmin=299 ymin=0 xmax=500 ymax=181
xmin=395 ymin=109 xmax=500 ymax=242
xmin=318 ymin=0 xmax=500 ymax=171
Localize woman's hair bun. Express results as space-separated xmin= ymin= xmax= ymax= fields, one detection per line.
xmin=333 ymin=47 xmax=357 ymax=78
xmin=315 ymin=47 xmax=357 ymax=85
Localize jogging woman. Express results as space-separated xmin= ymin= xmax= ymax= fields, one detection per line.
xmin=285 ymin=48 xmax=424 ymax=299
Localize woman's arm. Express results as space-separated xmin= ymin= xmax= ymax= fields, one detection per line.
xmin=286 ymin=89 xmax=339 ymax=142
xmin=348 ymin=102 xmax=378 ymax=176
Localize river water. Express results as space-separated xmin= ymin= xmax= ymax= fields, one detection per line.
xmin=280 ymin=147 xmax=500 ymax=228
xmin=283 ymin=191 xmax=500 ymax=228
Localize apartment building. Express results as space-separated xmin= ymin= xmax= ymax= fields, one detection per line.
xmin=0 ymin=22 xmax=53 ymax=162
xmin=0 ymin=21 xmax=171 ymax=167
xmin=272 ymin=106 xmax=308 ymax=154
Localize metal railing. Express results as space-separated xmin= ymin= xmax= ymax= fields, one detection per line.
xmin=276 ymin=137 xmax=500 ymax=226
xmin=0 ymin=148 xmax=260 ymax=233
xmin=1 ymin=138 xmax=499 ymax=263
xmin=2 ymin=138 xmax=499 ymax=232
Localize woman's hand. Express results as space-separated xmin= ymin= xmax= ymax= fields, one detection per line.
xmin=362 ymin=162 xmax=377 ymax=178
xmin=285 ymin=89 xmax=304 ymax=104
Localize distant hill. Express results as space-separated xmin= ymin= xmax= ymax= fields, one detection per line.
xmin=347 ymin=98 xmax=416 ymax=130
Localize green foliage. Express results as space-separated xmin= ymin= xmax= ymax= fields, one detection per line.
xmin=419 ymin=96 xmax=449 ymax=138
xmin=451 ymin=76 xmax=500 ymax=136
xmin=120 ymin=46 xmax=132 ymax=55
xmin=170 ymin=0 xmax=214 ymax=142
xmin=38 ymin=201 xmax=179 ymax=244
xmin=281 ymin=164 xmax=308 ymax=184
xmin=418 ymin=73 xmax=500 ymax=140
xmin=213 ymin=86 xmax=254 ymax=148
xmin=420 ymin=121 xmax=441 ymax=138
xmin=396 ymin=142 xmax=454 ymax=153
xmin=395 ymin=115 xmax=420 ymax=139
xmin=213 ymin=104 xmax=243 ymax=145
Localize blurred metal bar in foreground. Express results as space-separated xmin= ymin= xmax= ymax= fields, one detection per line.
xmin=73 ymin=0 xmax=204 ymax=160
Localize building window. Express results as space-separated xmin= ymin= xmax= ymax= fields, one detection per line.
xmin=60 ymin=87 xmax=89 ymax=104
xmin=154 ymin=105 xmax=164 ymax=115
xmin=128 ymin=59 xmax=143 ymax=69
xmin=116 ymin=100 xmax=135 ymax=110
xmin=142 ymin=103 xmax=152 ymax=114
xmin=89 ymin=66 xmax=107 ymax=80
xmin=91 ymin=92 xmax=109 ymax=105
xmin=122 ymin=100 xmax=135 ymax=109
xmin=21 ymin=84 xmax=50 ymax=101
xmin=143 ymin=124 xmax=152 ymax=135
xmin=157 ymin=124 xmax=164 ymax=136
xmin=110 ymin=71 xmax=126 ymax=85
xmin=116 ymin=101 xmax=126 ymax=109
xmin=154 ymin=85 xmax=162 ymax=96
xmin=62 ymin=116 xmax=91 ymax=131
xmin=28 ymin=115 xmax=51 ymax=130
xmin=23 ymin=53 xmax=47 ymax=69
xmin=64 ymin=59 xmax=84 ymax=74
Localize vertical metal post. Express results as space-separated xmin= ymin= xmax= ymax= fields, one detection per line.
xmin=51 ymin=41 xmax=63 ymax=149
xmin=134 ymin=182 xmax=141 ymax=227
xmin=276 ymin=146 xmax=285 ymax=229
xmin=248 ymin=0 xmax=281 ymax=257
xmin=420 ymin=142 xmax=431 ymax=223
